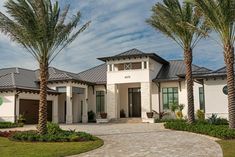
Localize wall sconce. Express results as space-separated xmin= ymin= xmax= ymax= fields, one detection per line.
xmin=70 ymin=97 xmax=73 ymax=101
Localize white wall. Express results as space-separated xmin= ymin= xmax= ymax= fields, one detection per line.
xmin=149 ymin=58 xmax=163 ymax=80
xmin=204 ymin=79 xmax=228 ymax=118
xmin=0 ymin=92 xmax=15 ymax=122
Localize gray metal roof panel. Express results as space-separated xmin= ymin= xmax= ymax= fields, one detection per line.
xmin=155 ymin=60 xmax=212 ymax=81
xmin=77 ymin=64 xmax=107 ymax=84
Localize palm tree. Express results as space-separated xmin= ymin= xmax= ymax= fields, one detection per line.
xmin=0 ymin=0 xmax=90 ymax=134
xmin=194 ymin=0 xmax=235 ymax=128
xmin=147 ymin=0 xmax=208 ymax=123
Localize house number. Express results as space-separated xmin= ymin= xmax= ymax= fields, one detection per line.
xmin=125 ymin=76 xmax=131 ymax=79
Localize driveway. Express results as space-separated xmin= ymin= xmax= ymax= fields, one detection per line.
xmin=0 ymin=123 xmax=223 ymax=157
xmin=62 ymin=123 xmax=222 ymax=157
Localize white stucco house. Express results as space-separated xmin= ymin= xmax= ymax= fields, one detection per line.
xmin=0 ymin=49 xmax=229 ymax=124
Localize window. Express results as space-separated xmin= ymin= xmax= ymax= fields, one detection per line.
xmin=96 ymin=91 xmax=105 ymax=113
xmin=143 ymin=61 xmax=147 ymax=69
xmin=162 ymin=87 xmax=178 ymax=110
xmin=199 ymin=87 xmax=205 ymax=111
xmin=124 ymin=63 xmax=132 ymax=70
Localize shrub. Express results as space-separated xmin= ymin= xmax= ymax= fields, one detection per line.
xmin=10 ymin=122 xmax=96 ymax=142
xmin=207 ymin=114 xmax=228 ymax=125
xmin=47 ymin=122 xmax=62 ymax=134
xmin=196 ymin=110 xmax=205 ymax=121
xmin=164 ymin=120 xmax=235 ymax=139
xmin=170 ymin=103 xmax=179 ymax=113
xmin=0 ymin=122 xmax=23 ymax=129
xmin=88 ymin=110 xmax=95 ymax=122
xmin=176 ymin=111 xmax=183 ymax=119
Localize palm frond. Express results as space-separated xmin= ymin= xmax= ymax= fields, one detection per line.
xmin=147 ymin=0 xmax=209 ymax=50
xmin=0 ymin=0 xmax=90 ymax=64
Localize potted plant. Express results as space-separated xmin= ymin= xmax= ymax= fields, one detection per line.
xmin=146 ymin=112 xmax=154 ymax=118
xmin=100 ymin=112 xmax=107 ymax=119
xmin=120 ymin=109 xmax=126 ymax=118
xmin=17 ymin=114 xmax=26 ymax=124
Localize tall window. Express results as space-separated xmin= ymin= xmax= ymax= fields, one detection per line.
xmin=96 ymin=91 xmax=105 ymax=113
xmin=162 ymin=87 xmax=178 ymax=110
xmin=199 ymin=87 xmax=205 ymax=111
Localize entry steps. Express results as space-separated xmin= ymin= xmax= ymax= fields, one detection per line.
xmin=110 ymin=118 xmax=142 ymax=123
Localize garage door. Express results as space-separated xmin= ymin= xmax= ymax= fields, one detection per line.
xmin=19 ymin=99 xmax=52 ymax=124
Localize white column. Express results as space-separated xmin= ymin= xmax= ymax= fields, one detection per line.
xmin=15 ymin=94 xmax=20 ymax=123
xmin=107 ymin=84 xmax=118 ymax=119
xmin=141 ymin=61 xmax=144 ymax=70
xmin=52 ymin=96 xmax=59 ymax=123
xmin=66 ymin=86 xmax=73 ymax=124
xmin=141 ymin=82 xmax=152 ymax=119
xmin=82 ymin=86 xmax=88 ymax=123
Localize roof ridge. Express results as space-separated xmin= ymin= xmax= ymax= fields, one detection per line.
xmin=115 ymin=48 xmax=145 ymax=56
xmin=11 ymin=73 xmax=16 ymax=87
xmin=50 ymin=67 xmax=79 ymax=75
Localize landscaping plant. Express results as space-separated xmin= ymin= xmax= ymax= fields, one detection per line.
xmin=6 ymin=122 xmax=96 ymax=142
xmin=196 ymin=109 xmax=205 ymax=121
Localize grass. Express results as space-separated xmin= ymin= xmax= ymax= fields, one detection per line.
xmin=0 ymin=137 xmax=103 ymax=157
xmin=217 ymin=140 xmax=235 ymax=157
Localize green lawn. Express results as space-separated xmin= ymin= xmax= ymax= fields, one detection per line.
xmin=217 ymin=140 xmax=235 ymax=157
xmin=0 ymin=137 xmax=103 ymax=157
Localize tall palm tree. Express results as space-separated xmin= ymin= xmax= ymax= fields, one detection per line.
xmin=147 ymin=0 xmax=208 ymax=123
xmin=194 ymin=0 xmax=235 ymax=128
xmin=0 ymin=0 xmax=90 ymax=134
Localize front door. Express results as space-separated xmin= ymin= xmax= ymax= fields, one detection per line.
xmin=128 ymin=88 xmax=141 ymax=117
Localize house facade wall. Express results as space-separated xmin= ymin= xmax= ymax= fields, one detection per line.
xmin=204 ymin=78 xmax=228 ymax=118
xmin=0 ymin=92 xmax=15 ymax=122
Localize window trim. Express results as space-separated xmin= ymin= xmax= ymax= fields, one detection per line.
xmin=162 ymin=87 xmax=179 ymax=110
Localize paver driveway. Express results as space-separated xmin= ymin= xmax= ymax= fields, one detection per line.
xmin=0 ymin=123 xmax=223 ymax=157
xmin=61 ymin=123 xmax=222 ymax=157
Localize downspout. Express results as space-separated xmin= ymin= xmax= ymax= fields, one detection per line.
xmin=155 ymin=82 xmax=161 ymax=113
xmin=202 ymin=79 xmax=206 ymax=112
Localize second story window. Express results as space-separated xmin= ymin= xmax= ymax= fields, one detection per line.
xmin=124 ymin=63 xmax=132 ymax=70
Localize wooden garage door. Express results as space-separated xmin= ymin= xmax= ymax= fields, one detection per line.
xmin=19 ymin=99 xmax=52 ymax=124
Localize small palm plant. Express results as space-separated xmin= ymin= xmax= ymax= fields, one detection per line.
xmin=0 ymin=0 xmax=90 ymax=134
xmin=147 ymin=0 xmax=208 ymax=123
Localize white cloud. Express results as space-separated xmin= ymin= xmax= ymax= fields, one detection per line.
xmin=0 ymin=0 xmax=226 ymax=72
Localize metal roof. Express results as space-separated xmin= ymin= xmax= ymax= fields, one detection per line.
xmin=98 ymin=48 xmax=169 ymax=65
xmin=77 ymin=64 xmax=107 ymax=85
xmin=154 ymin=60 xmax=212 ymax=82
xmin=0 ymin=49 xmax=215 ymax=90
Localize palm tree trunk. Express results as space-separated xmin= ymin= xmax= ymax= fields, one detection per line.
xmin=184 ymin=48 xmax=195 ymax=124
xmin=224 ymin=45 xmax=235 ymax=129
xmin=38 ymin=62 xmax=48 ymax=135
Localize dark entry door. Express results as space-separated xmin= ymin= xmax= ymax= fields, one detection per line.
xmin=19 ymin=99 xmax=52 ymax=124
xmin=128 ymin=88 xmax=141 ymax=117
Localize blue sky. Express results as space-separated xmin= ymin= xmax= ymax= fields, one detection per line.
xmin=0 ymin=0 xmax=224 ymax=73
